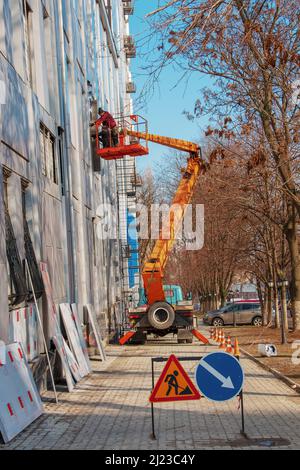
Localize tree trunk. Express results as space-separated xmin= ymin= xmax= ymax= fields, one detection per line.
xmin=285 ymin=202 xmax=300 ymax=330
xmin=267 ymin=286 xmax=273 ymax=326
xmin=273 ymin=284 xmax=280 ymax=329
xmin=281 ymin=284 xmax=289 ymax=333
xmin=220 ymin=292 xmax=226 ymax=307
xmin=262 ymin=288 xmax=268 ymax=326
xmin=256 ymin=278 xmax=264 ymax=314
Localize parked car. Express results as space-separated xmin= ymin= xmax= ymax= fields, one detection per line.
xmin=203 ymin=301 xmax=262 ymax=327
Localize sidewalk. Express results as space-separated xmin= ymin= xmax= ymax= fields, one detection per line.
xmin=1 ymin=336 xmax=300 ymax=450
xmin=224 ymin=325 xmax=300 ymax=387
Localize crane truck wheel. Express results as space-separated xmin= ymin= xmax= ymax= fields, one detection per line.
xmin=147 ymin=302 xmax=175 ymax=330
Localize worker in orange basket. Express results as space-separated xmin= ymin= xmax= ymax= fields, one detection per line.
xmin=94 ymin=107 xmax=119 ymax=148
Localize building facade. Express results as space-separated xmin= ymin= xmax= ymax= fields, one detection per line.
xmin=116 ymin=156 xmax=141 ymax=311
xmin=0 ymin=0 xmax=138 ymax=350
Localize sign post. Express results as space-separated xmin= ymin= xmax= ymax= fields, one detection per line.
xmin=240 ymin=388 xmax=246 ymax=436
xmin=150 ymin=355 xmax=201 ymax=439
xmin=151 ymin=359 xmax=155 ymax=440
xmin=150 ymin=351 xmax=246 ymax=439
xmin=195 ymin=351 xmax=245 ymax=435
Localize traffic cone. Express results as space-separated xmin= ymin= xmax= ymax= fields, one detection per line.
xmin=233 ymin=338 xmax=240 ymax=357
xmin=220 ymin=329 xmax=225 ymax=344
xmin=226 ymin=336 xmax=233 ymax=354
xmin=214 ymin=328 xmax=218 ymax=342
xmin=219 ymin=331 xmax=226 ymax=349
xmin=215 ymin=328 xmax=218 ymax=342
xmin=220 ymin=329 xmax=224 ymax=344
xmin=210 ymin=328 xmax=214 ymax=340
xmin=217 ymin=329 xmax=222 ymax=343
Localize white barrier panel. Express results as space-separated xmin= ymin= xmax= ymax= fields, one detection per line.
xmin=62 ymin=338 xmax=82 ymax=383
xmin=60 ymin=304 xmax=91 ymax=377
xmin=40 ymin=262 xmax=78 ymax=392
xmin=85 ymin=304 xmax=106 ymax=361
xmin=9 ymin=307 xmax=38 ymax=362
xmin=9 ymin=308 xmax=27 ymax=356
xmin=71 ymin=304 xmax=92 ymax=373
xmin=52 ymin=336 xmax=75 ymax=392
xmin=27 ymin=305 xmax=38 ymax=361
xmin=0 ymin=341 xmax=5 ymax=366
xmin=0 ymin=343 xmax=43 ymax=443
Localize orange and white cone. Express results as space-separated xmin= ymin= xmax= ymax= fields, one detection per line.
xmin=213 ymin=328 xmax=218 ymax=342
xmin=215 ymin=328 xmax=219 ymax=343
xmin=219 ymin=331 xmax=226 ymax=349
xmin=226 ymin=336 xmax=233 ymax=354
xmin=220 ymin=330 xmax=225 ymax=344
xmin=233 ymin=338 xmax=240 ymax=357
xmin=218 ymin=329 xmax=223 ymax=343
xmin=220 ymin=329 xmax=225 ymax=344
xmin=210 ymin=328 xmax=214 ymax=340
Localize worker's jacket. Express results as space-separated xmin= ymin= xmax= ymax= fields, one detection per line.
xmin=95 ymin=112 xmax=117 ymax=129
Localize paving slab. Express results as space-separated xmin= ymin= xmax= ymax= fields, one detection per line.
xmin=0 ymin=337 xmax=299 ymax=450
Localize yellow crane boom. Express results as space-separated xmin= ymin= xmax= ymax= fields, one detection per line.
xmin=127 ymin=129 xmax=204 ymax=305
xmin=127 ymin=130 xmax=200 ymax=155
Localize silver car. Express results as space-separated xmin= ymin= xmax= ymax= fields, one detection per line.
xmin=203 ymin=302 xmax=262 ymax=327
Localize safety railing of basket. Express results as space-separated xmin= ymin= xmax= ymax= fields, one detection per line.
xmin=95 ymin=114 xmax=149 ymax=151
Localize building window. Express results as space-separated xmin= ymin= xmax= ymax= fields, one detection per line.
xmin=3 ymin=169 xmax=27 ymax=307
xmin=40 ymin=123 xmax=57 ymax=183
xmin=23 ymin=0 xmax=34 ymax=87
xmin=22 ymin=180 xmax=44 ymax=301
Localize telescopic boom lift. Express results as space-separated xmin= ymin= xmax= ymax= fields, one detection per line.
xmin=126 ymin=128 xmax=204 ymax=305
xmin=94 ymin=115 xmax=209 ymax=345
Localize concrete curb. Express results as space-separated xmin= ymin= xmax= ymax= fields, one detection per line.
xmin=241 ymin=347 xmax=300 ymax=394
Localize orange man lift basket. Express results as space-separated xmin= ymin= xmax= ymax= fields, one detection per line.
xmin=95 ymin=114 xmax=149 ymax=160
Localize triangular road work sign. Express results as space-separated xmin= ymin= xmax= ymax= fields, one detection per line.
xmin=149 ymin=354 xmax=201 ymax=403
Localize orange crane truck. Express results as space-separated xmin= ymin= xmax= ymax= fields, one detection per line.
xmin=95 ymin=115 xmax=209 ymax=346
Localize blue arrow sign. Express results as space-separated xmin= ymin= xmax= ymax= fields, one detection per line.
xmin=195 ymin=352 xmax=244 ymax=402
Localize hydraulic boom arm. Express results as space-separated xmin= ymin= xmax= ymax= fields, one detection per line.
xmin=128 ymin=130 xmax=200 ymax=156
xmin=127 ymin=129 xmax=204 ymax=305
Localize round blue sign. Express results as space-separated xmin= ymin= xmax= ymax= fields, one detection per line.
xmin=195 ymin=352 xmax=244 ymax=402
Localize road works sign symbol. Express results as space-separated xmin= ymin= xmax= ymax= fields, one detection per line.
xmin=149 ymin=354 xmax=201 ymax=403
xmin=195 ymin=352 xmax=244 ymax=402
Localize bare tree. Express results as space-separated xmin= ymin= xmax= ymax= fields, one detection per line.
xmin=145 ymin=0 xmax=300 ymax=328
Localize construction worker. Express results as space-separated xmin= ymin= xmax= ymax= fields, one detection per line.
xmin=94 ymin=107 xmax=119 ymax=148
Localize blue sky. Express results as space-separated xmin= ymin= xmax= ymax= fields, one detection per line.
xmin=129 ymin=1 xmax=211 ymax=173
